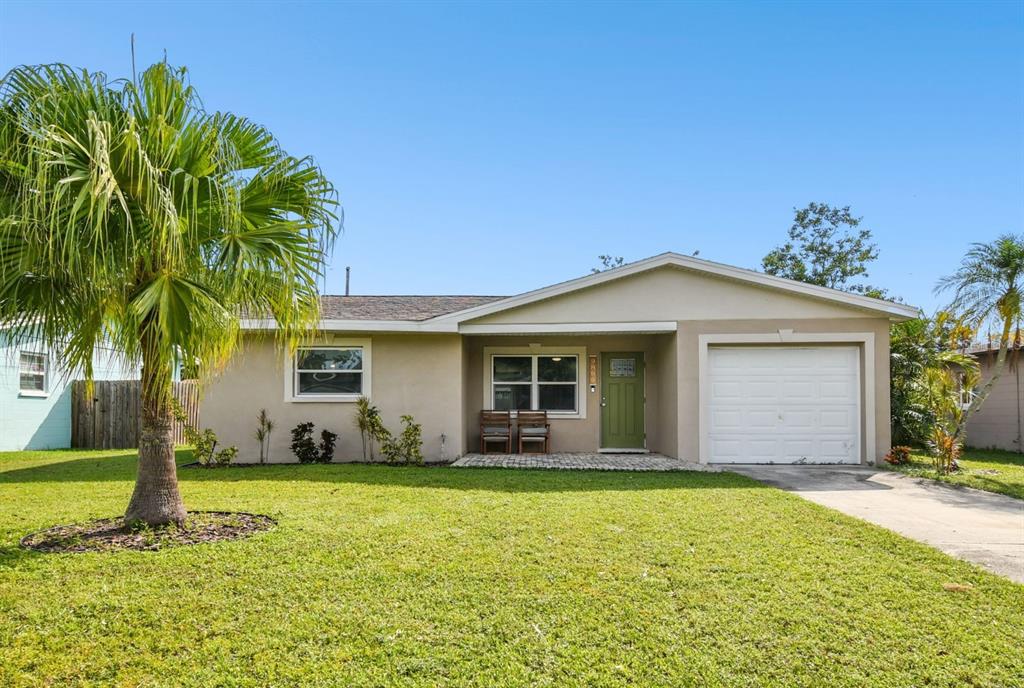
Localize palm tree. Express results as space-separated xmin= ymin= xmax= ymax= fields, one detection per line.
xmin=936 ymin=234 xmax=1024 ymax=441
xmin=0 ymin=62 xmax=338 ymax=525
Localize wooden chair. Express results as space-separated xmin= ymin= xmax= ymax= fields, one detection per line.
xmin=479 ymin=410 xmax=512 ymax=453
xmin=517 ymin=410 xmax=550 ymax=454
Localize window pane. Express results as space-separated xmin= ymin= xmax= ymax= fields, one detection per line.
xmin=298 ymin=372 xmax=362 ymax=395
xmin=297 ymin=348 xmax=361 ymax=371
xmin=493 ymin=384 xmax=531 ymax=410
xmin=19 ymin=353 xmax=46 ymax=392
xmin=539 ymin=384 xmax=576 ymax=411
xmin=538 ymin=356 xmax=576 ymax=382
xmin=20 ymin=373 xmax=45 ymax=392
xmin=493 ymin=356 xmax=532 ymax=382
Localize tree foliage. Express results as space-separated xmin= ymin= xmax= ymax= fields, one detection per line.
xmin=935 ymin=234 xmax=1024 ymax=441
xmin=762 ymin=203 xmax=883 ymax=296
xmin=0 ymin=61 xmax=339 ymax=523
xmin=592 ymin=255 xmax=624 ymax=273
xmin=890 ymin=314 xmax=978 ymax=452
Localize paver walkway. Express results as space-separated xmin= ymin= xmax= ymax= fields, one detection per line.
xmin=452 ymin=452 xmax=717 ymax=472
xmin=729 ymin=465 xmax=1024 ymax=583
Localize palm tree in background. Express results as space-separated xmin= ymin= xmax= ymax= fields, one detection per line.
xmin=0 ymin=62 xmax=338 ymax=525
xmin=936 ymin=234 xmax=1024 ymax=442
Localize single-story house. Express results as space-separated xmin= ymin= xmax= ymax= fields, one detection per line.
xmin=201 ymin=252 xmax=918 ymax=465
xmin=0 ymin=329 xmax=139 ymax=451
xmin=965 ymin=343 xmax=1022 ymax=452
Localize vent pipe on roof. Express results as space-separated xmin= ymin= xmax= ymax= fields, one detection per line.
xmin=345 ymin=266 xmax=350 ymax=296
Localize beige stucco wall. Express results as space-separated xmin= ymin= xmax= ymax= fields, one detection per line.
xmin=966 ymin=353 xmax=1023 ymax=452
xmin=462 ymin=334 xmax=675 ymax=454
xmin=469 ymin=266 xmax=882 ymax=324
xmin=200 ymin=333 xmax=464 ymax=462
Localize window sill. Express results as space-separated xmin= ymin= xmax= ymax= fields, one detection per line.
xmin=19 ymin=390 xmax=50 ymax=399
xmin=287 ymin=394 xmax=362 ymax=403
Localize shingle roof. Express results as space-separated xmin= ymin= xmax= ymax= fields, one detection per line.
xmin=319 ymin=295 xmax=506 ymax=321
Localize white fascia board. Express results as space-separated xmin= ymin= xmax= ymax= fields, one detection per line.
xmin=459 ymin=321 xmax=678 ymax=335
xmin=240 ymin=319 xmax=458 ymax=333
xmin=428 ymin=252 xmax=921 ymax=324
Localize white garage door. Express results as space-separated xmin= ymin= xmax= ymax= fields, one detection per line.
xmin=707 ymin=346 xmax=860 ymax=464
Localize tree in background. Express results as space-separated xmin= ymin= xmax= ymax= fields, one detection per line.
xmin=936 ymin=235 xmax=1024 ymax=444
xmin=762 ymin=203 xmax=885 ymax=297
xmin=0 ymin=62 xmax=338 ymax=525
xmin=592 ymin=255 xmax=625 ymax=273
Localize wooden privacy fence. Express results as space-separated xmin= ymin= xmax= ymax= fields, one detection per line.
xmin=71 ymin=380 xmax=199 ymax=449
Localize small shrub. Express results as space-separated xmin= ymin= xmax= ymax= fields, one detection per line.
xmin=290 ymin=422 xmax=338 ymax=463
xmin=214 ymin=446 xmax=238 ymax=466
xmin=355 ymin=396 xmax=387 ymax=461
xmin=381 ymin=414 xmax=424 ymax=465
xmin=928 ymin=427 xmax=962 ymax=474
xmin=320 ymin=430 xmax=338 ymax=463
xmin=291 ymin=422 xmax=320 ymax=463
xmin=254 ymin=409 xmax=275 ymax=464
xmin=884 ymin=446 xmax=912 ymax=466
xmin=172 ymin=399 xmax=237 ymax=467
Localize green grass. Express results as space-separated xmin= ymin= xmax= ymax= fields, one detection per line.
xmin=890 ymin=448 xmax=1024 ymax=500
xmin=1 ymin=450 xmax=1022 ymax=687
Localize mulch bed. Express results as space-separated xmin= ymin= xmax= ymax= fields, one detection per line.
xmin=20 ymin=511 xmax=276 ymax=553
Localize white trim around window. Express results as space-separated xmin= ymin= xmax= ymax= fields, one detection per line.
xmin=483 ymin=345 xmax=587 ymax=419
xmin=284 ymin=338 xmax=371 ymax=403
xmin=18 ymin=350 xmax=49 ymax=397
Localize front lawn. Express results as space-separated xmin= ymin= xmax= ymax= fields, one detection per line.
xmin=890 ymin=448 xmax=1024 ymax=500
xmin=1 ymin=450 xmax=1022 ymax=687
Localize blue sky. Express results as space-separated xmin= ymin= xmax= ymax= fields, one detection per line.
xmin=1 ymin=1 xmax=1021 ymax=313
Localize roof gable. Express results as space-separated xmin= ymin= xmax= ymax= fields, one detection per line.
xmin=434 ymin=252 xmax=919 ymax=324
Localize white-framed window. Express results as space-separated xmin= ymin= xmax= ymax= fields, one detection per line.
xmin=484 ymin=346 xmax=586 ymax=418
xmin=19 ymin=351 xmax=48 ymax=396
xmin=285 ymin=339 xmax=371 ymax=402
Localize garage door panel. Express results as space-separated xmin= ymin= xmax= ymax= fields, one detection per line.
xmin=747 ymin=439 xmax=780 ymax=461
xmin=781 ymin=410 xmax=815 ymax=431
xmin=707 ymin=346 xmax=860 ymax=464
xmin=819 ymin=408 xmax=856 ymax=431
xmin=781 ymin=380 xmax=815 ymax=400
xmin=745 ymin=409 xmax=779 ymax=430
xmin=710 ymin=438 xmax=743 ymax=459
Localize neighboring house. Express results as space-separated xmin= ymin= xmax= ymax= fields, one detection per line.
xmin=201 ymin=252 xmax=918 ymax=465
xmin=0 ymin=329 xmax=139 ymax=451
xmin=965 ymin=343 xmax=1023 ymax=452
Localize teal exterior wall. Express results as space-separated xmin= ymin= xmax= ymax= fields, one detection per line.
xmin=0 ymin=332 xmax=140 ymax=451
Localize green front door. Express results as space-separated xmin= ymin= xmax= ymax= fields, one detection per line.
xmin=601 ymin=352 xmax=645 ymax=449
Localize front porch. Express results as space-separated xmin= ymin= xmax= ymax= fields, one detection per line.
xmin=452 ymin=452 xmax=717 ymax=472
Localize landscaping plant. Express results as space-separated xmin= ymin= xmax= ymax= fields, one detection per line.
xmin=172 ymin=400 xmax=237 ymax=467
xmin=0 ymin=61 xmax=338 ymax=524
xmin=380 ymin=414 xmax=424 ymax=465
xmin=889 ymin=312 xmax=978 ymax=446
xmin=254 ymin=409 xmax=275 ymax=464
xmin=290 ymin=422 xmax=337 ymax=463
xmin=921 ymin=362 xmax=979 ymax=474
xmin=354 ymin=396 xmax=387 ymax=461
xmin=884 ymin=446 xmax=912 ymax=466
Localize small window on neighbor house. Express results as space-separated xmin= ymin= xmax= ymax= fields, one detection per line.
xmin=295 ymin=347 xmax=363 ymax=396
xmin=19 ymin=352 xmax=48 ymax=393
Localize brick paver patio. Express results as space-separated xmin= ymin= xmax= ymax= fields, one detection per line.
xmin=451 ymin=452 xmax=717 ymax=472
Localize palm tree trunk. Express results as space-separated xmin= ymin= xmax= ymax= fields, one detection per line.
xmin=954 ymin=316 xmax=1014 ymax=443
xmin=124 ymin=344 xmax=186 ymax=526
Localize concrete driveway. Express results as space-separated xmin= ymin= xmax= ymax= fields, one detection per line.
xmin=727 ymin=465 xmax=1024 ymax=583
